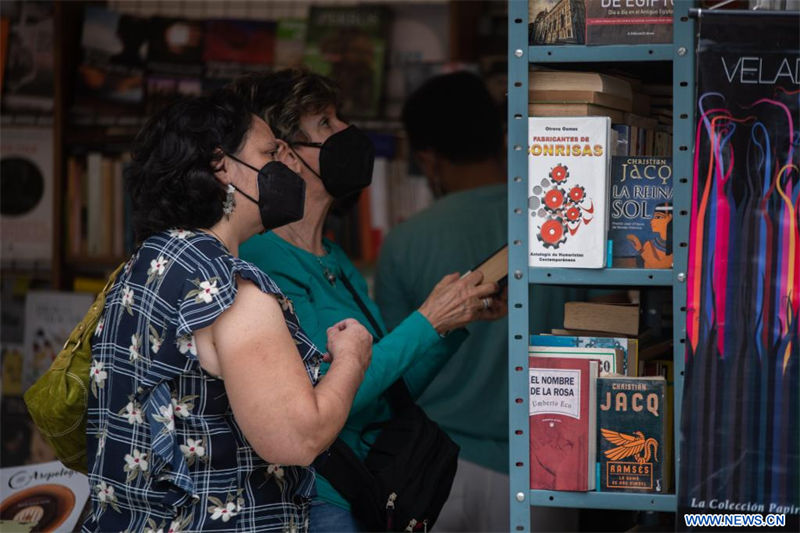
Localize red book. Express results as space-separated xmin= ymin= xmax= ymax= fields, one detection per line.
xmin=529 ymin=357 xmax=598 ymax=491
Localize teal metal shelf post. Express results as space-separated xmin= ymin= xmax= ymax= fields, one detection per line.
xmin=507 ymin=2 xmax=697 ymax=530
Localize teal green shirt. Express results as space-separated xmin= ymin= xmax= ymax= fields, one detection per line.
xmin=375 ymin=184 xmax=585 ymax=473
xmin=240 ymin=231 xmax=467 ymax=510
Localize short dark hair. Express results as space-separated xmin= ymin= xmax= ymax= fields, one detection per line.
xmin=125 ymin=90 xmax=252 ymax=242
xmin=402 ymin=71 xmax=504 ymax=164
xmin=229 ymin=68 xmax=340 ymax=143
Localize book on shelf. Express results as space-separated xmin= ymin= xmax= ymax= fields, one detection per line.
xmin=609 ymin=156 xmax=673 ymax=268
xmin=530 ymin=90 xmax=632 ymax=113
xmin=529 ymin=103 xmax=626 ymax=123
xmin=202 ymin=19 xmax=276 ymax=82
xmin=639 ymin=358 xmax=674 ymax=491
xmin=22 ymin=291 xmax=94 ymax=391
xmin=597 ymin=376 xmax=670 ymax=493
xmin=531 ymin=334 xmax=638 ymax=376
xmin=529 ymin=70 xmax=633 ymax=103
xmin=0 ymin=126 xmax=53 ymax=263
xmin=529 ymin=357 xmax=599 ymax=491
xmin=528 ymin=116 xmax=611 ymax=269
xmin=528 ymin=0 xmax=585 ymax=45
xmin=274 ymin=18 xmax=307 ymax=70
xmin=529 ymin=344 xmax=624 ymax=376
xmin=303 ymin=5 xmax=390 ymax=119
xmin=74 ymin=6 xmax=146 ymax=114
xmin=564 ymin=301 xmax=640 ymax=337
xmin=1 ymin=1 xmax=54 ymax=112
xmin=584 ymin=0 xmax=673 ymax=45
xmin=147 ymin=17 xmax=205 ymax=77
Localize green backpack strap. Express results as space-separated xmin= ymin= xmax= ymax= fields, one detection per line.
xmin=24 ymin=262 xmax=126 ymax=473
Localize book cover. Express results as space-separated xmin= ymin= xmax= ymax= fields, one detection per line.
xmin=584 ymin=0 xmax=673 ymax=45
xmin=529 ymin=344 xmax=624 ymax=376
xmin=74 ymin=6 xmax=146 ymax=112
xmin=22 ymin=291 xmax=93 ymax=391
xmin=304 ymin=6 xmax=390 ymax=119
xmin=1 ymin=1 xmax=54 ymax=112
xmin=275 ymin=19 xmax=307 ymax=69
xmin=147 ymin=17 xmax=205 ymax=77
xmin=597 ymin=376 xmax=668 ymax=492
xmin=0 ymin=460 xmax=90 ymax=531
xmin=0 ymin=127 xmax=53 ymax=263
xmin=529 ymin=357 xmax=598 ymax=491
xmin=531 ymin=334 xmax=638 ymax=376
xmin=203 ymin=19 xmax=276 ymax=82
xmin=528 ymin=116 xmax=611 ymax=268
xmin=528 ymin=0 xmax=585 ymax=45
xmin=608 ymin=157 xmax=673 ymax=268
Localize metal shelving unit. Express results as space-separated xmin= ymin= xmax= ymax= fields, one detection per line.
xmin=507 ymin=2 xmax=696 ymax=530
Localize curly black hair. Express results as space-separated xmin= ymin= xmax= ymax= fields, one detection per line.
xmin=125 ymin=89 xmax=252 ymax=242
xmin=228 ymin=68 xmax=340 ymax=144
xmin=402 ymin=71 xmax=504 ymax=164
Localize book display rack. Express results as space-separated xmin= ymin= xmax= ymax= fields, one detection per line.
xmin=507 ymin=2 xmax=697 ymax=529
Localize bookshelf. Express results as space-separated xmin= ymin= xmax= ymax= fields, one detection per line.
xmin=507 ymin=1 xmax=696 ymax=530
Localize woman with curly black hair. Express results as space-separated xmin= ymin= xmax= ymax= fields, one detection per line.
xmin=83 ymin=90 xmax=372 ymax=532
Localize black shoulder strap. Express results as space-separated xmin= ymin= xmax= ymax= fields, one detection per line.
xmin=337 ymin=273 xmax=410 ymax=410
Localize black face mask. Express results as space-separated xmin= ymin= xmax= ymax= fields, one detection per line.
xmin=292 ymin=125 xmax=375 ymax=199
xmin=225 ymin=155 xmax=306 ymax=231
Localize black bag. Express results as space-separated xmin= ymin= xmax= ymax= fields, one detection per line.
xmin=316 ymin=275 xmax=460 ymax=532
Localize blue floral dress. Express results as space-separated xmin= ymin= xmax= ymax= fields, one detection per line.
xmin=83 ymin=229 xmax=322 ymax=532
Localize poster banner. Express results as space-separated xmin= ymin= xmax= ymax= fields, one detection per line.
xmin=679 ymin=11 xmax=799 ymax=527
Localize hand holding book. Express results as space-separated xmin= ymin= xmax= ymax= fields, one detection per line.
xmin=418 ymin=270 xmax=506 ymax=336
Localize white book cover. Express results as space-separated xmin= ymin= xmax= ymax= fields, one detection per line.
xmin=528 ymin=345 xmax=622 ymax=376
xmin=22 ymin=291 xmax=94 ymax=390
xmin=528 ymin=116 xmax=611 ymax=268
xmin=0 ymin=127 xmax=54 ymax=263
xmin=0 ymin=461 xmax=90 ymax=531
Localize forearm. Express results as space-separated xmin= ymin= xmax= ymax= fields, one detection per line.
xmin=347 ymin=311 xmax=448 ymax=413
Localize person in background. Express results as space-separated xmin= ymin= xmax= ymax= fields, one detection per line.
xmin=376 ymin=71 xmax=579 ymax=532
xmin=230 ymin=69 xmax=506 ymax=532
xmin=84 ymin=90 xmax=372 ymax=532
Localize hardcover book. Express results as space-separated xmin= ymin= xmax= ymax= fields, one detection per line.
xmin=304 ymin=6 xmax=390 ymax=119
xmin=585 ymin=0 xmax=673 ymax=45
xmin=563 ymin=301 xmax=640 ymax=337
xmin=608 ymin=157 xmax=673 ymax=268
xmin=529 ymin=357 xmax=599 ymax=491
xmin=531 ymin=334 xmax=638 ymax=376
xmin=528 ymin=116 xmax=611 ymax=268
xmin=597 ymin=376 xmax=669 ymax=492
xmin=203 ymin=19 xmax=276 ymax=82
xmin=528 ymin=0 xmax=585 ymax=45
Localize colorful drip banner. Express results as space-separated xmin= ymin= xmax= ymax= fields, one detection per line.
xmin=679 ymin=10 xmax=800 ymax=524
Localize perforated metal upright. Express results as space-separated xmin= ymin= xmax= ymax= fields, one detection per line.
xmin=507 ymin=2 xmax=697 ymax=530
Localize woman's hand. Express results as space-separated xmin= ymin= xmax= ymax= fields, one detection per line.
xmin=417 ymin=271 xmax=505 ymax=335
xmin=325 ymin=318 xmax=372 ymax=376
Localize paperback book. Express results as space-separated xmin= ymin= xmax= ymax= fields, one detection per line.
xmin=584 ymin=0 xmax=673 ymax=45
xmin=304 ymin=6 xmax=390 ymax=119
xmin=597 ymin=376 xmax=669 ymax=492
xmin=529 ymin=344 xmax=624 ymax=376
xmin=531 ymin=334 xmax=638 ymax=376
xmin=608 ymin=157 xmax=673 ymax=268
xmin=529 ymin=357 xmax=599 ymax=491
xmin=528 ymin=116 xmax=611 ymax=268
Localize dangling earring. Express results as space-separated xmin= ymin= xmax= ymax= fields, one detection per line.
xmin=222 ymin=183 xmax=236 ymax=219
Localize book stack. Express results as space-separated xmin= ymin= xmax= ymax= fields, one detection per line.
xmin=65 ymin=152 xmax=132 ymax=260
xmin=528 ymin=71 xmax=633 ymax=124
xmin=528 ymin=299 xmax=674 ymax=493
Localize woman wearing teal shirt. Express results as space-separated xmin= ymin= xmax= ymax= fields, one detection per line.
xmin=233 ymin=70 xmax=505 ymax=531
